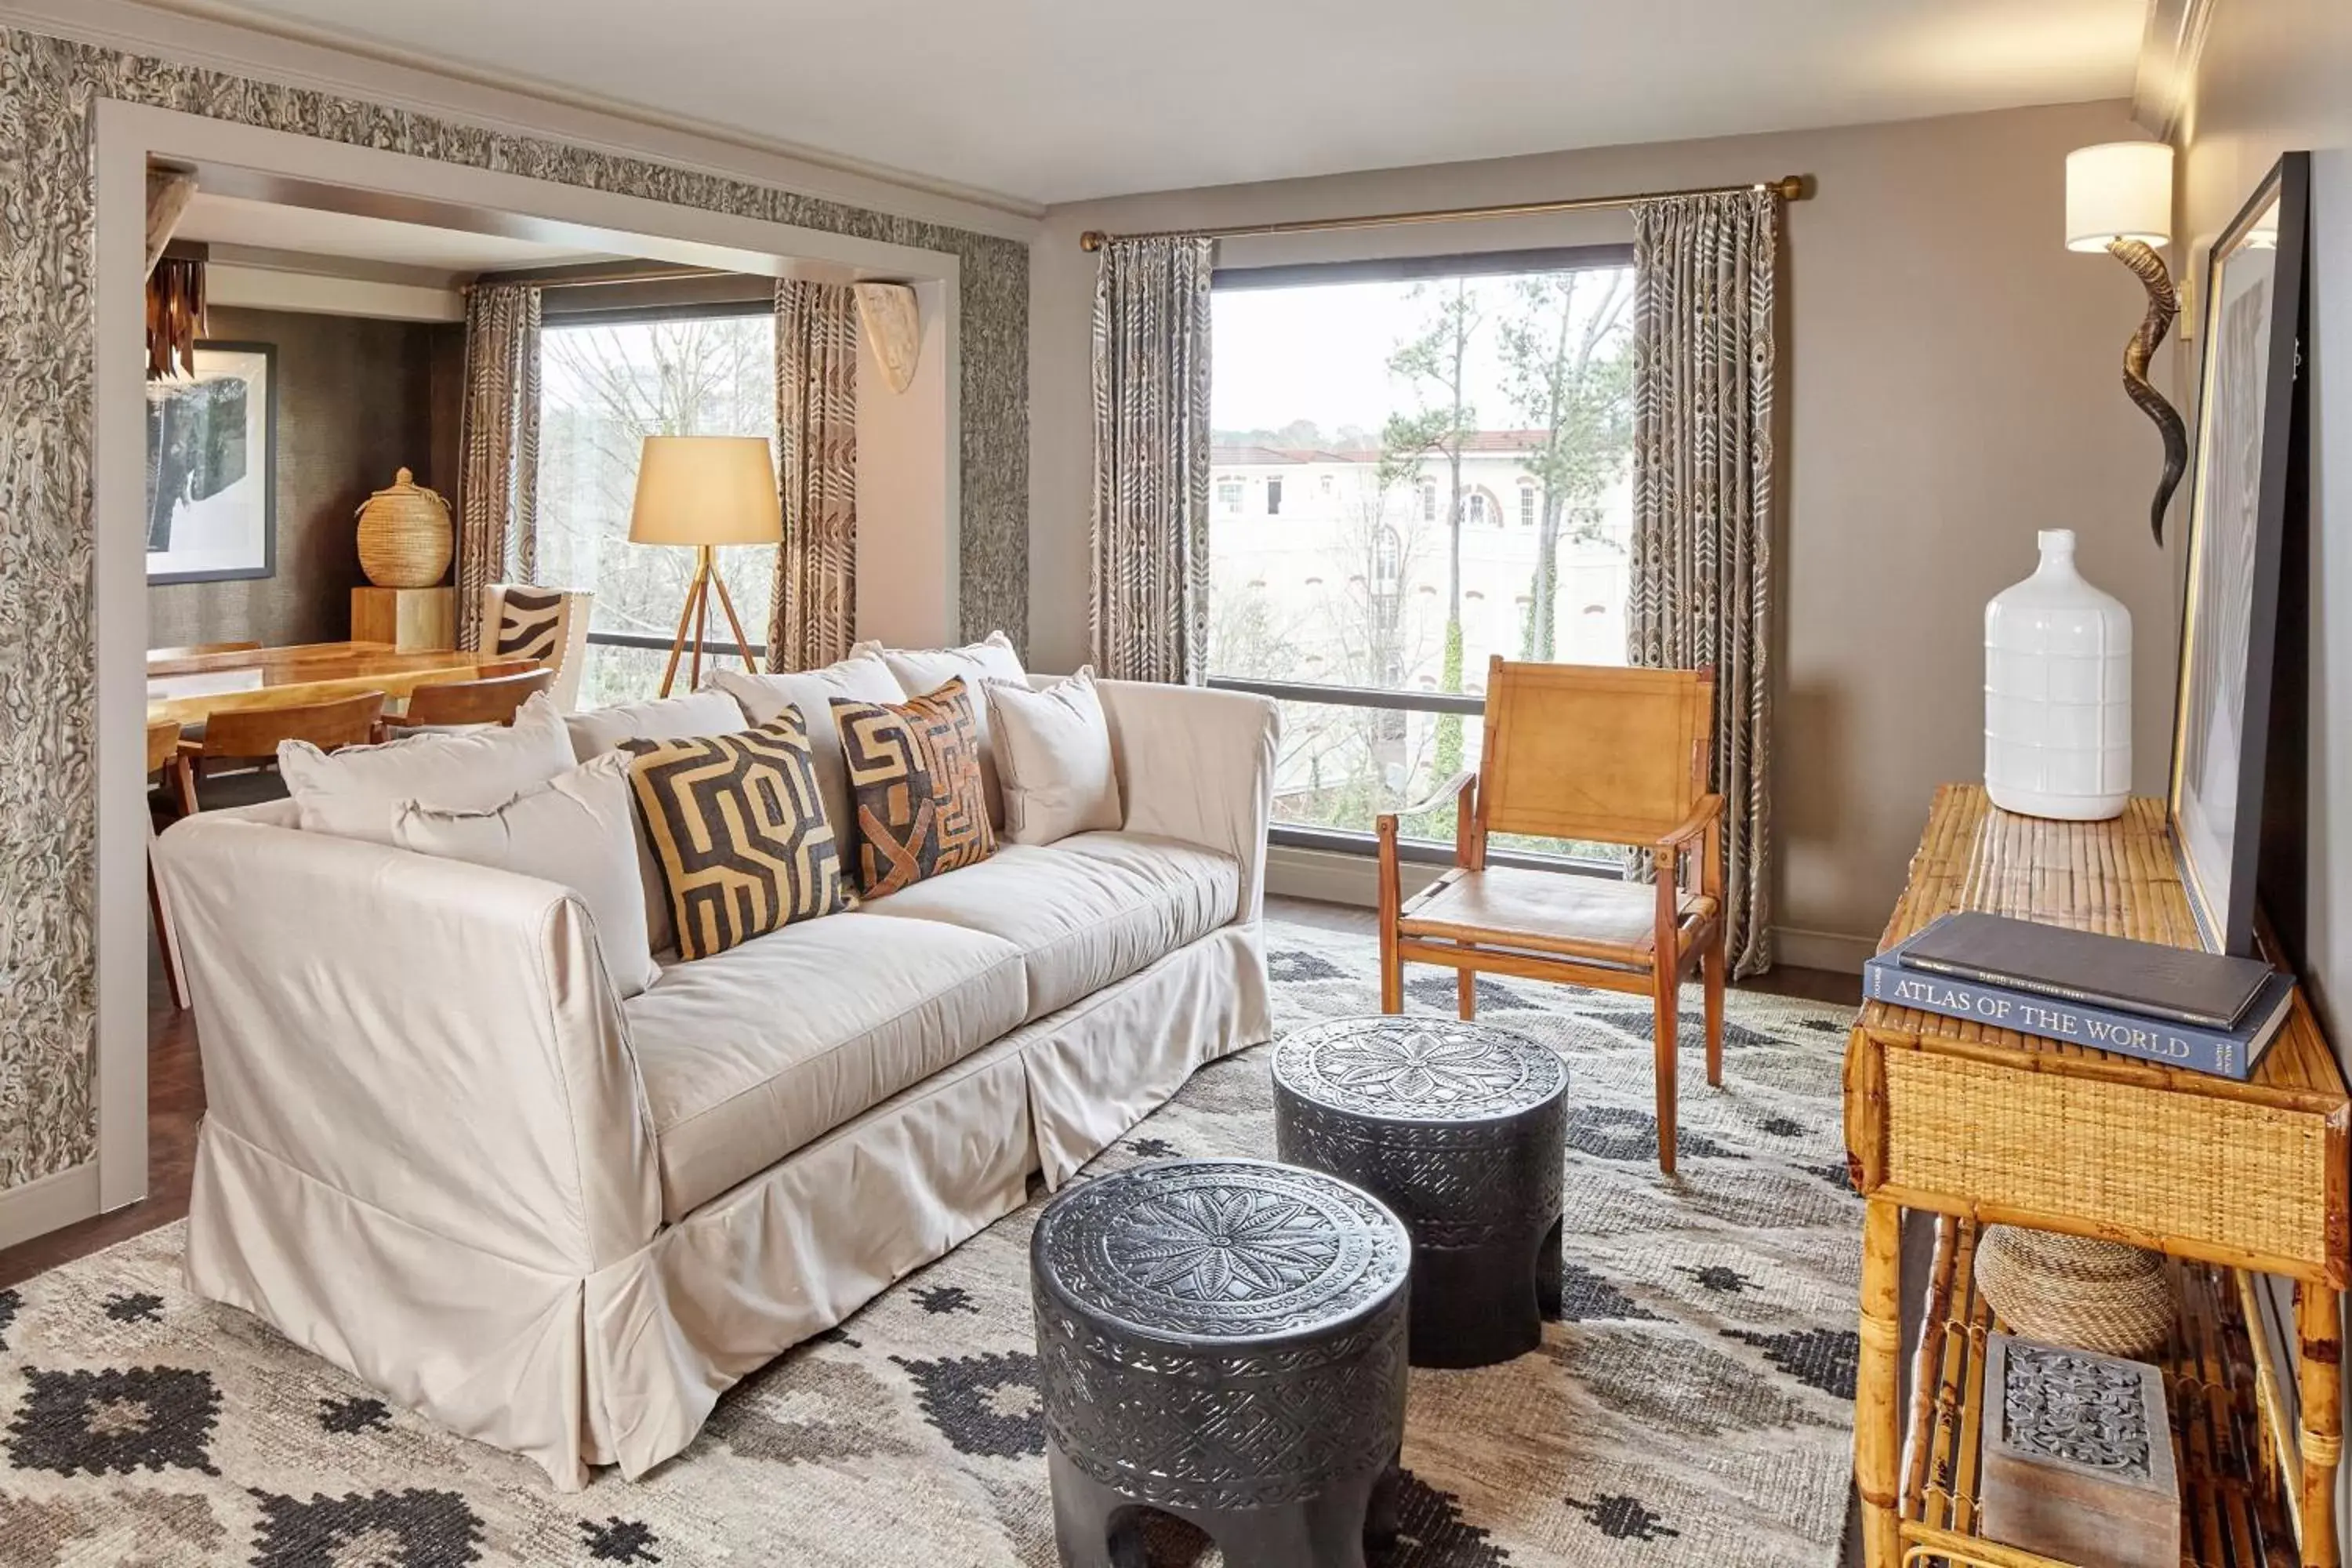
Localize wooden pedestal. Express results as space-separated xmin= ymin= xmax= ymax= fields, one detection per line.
xmin=351 ymin=586 xmax=455 ymax=652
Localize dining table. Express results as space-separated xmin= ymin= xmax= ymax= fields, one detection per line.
xmin=145 ymin=641 xmax=506 ymax=727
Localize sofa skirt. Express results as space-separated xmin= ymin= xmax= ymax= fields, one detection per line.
xmin=183 ymin=921 xmax=1272 ymax=1488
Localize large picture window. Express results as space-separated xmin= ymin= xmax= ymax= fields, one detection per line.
xmin=537 ymin=306 xmax=778 ymax=704
xmin=1207 ymin=250 xmax=1636 ymax=860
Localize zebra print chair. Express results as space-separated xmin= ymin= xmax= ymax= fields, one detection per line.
xmin=481 ymin=583 xmax=593 ymax=710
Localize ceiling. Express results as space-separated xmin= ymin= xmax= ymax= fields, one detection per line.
xmin=173 ymin=192 xmax=612 ymax=273
xmin=176 ymin=0 xmax=2146 ymax=206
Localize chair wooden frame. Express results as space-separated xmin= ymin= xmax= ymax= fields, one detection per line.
xmin=172 ymin=690 xmax=387 ymax=818
xmin=146 ymin=717 xmax=190 ymax=1011
xmin=1375 ymin=658 xmax=1728 ymax=1174
xmin=397 ymin=666 xmax=556 ymax=728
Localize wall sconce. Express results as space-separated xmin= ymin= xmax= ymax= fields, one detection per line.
xmin=2067 ymin=141 xmax=2184 ymax=546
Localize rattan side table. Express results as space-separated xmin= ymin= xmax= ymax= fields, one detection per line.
xmin=1845 ymin=786 xmax=2350 ymax=1568
xmin=1030 ymin=1159 xmax=1412 ymax=1568
xmin=1272 ymin=1015 xmax=1568 ymax=1367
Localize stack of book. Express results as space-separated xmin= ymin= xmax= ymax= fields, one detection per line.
xmin=1863 ymin=911 xmax=2297 ymax=1081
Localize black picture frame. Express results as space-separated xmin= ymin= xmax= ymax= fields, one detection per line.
xmin=144 ymin=339 xmax=277 ymax=585
xmin=2167 ymin=152 xmax=2310 ymax=957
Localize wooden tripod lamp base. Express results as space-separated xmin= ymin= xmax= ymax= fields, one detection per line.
xmin=628 ymin=434 xmax=785 ymax=699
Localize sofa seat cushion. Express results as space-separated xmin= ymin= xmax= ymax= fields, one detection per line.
xmin=859 ymin=831 xmax=1240 ymax=1021
xmin=627 ymin=912 xmax=1026 ymax=1220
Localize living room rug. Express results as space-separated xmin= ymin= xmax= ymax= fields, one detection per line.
xmin=0 ymin=918 xmax=1863 ymax=1566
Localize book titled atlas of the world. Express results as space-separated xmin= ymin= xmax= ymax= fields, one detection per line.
xmin=1864 ymin=914 xmax=2296 ymax=1082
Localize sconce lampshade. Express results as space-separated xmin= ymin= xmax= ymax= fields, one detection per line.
xmin=628 ymin=435 xmax=783 ymax=546
xmin=2065 ymin=142 xmax=2174 ymax=252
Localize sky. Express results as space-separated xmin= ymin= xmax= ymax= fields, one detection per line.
xmin=1209 ymin=268 xmax=1632 ymax=441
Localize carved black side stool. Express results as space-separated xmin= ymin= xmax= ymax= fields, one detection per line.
xmin=1273 ymin=1015 xmax=1568 ymax=1368
xmin=1030 ymin=1158 xmax=1411 ymax=1568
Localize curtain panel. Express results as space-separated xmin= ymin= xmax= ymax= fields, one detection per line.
xmin=1628 ymin=187 xmax=1781 ymax=976
xmin=769 ymin=280 xmax=860 ymax=672
xmin=1089 ymin=236 xmax=1214 ymax=684
xmin=454 ymin=283 xmax=542 ymax=650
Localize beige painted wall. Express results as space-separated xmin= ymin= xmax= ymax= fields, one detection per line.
xmin=1032 ymin=100 xmax=2172 ymax=966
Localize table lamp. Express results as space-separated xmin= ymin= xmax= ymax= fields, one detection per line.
xmin=629 ymin=434 xmax=783 ymax=695
xmin=2066 ymin=140 xmax=2185 ymax=545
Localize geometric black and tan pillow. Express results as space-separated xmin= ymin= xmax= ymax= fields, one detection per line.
xmin=493 ymin=586 xmax=566 ymax=662
xmin=621 ymin=713 xmax=851 ymax=961
xmin=830 ymin=677 xmax=997 ymax=897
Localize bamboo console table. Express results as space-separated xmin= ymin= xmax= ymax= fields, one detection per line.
xmin=1845 ymin=785 xmax=2350 ymax=1568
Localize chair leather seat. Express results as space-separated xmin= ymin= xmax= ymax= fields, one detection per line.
xmin=1399 ymin=865 xmax=1719 ymax=964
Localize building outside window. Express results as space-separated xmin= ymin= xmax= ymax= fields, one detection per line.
xmin=1218 ymin=478 xmax=1244 ymax=514
xmin=537 ymin=307 xmax=779 ymax=705
xmin=1205 ymin=253 xmax=1637 ymax=858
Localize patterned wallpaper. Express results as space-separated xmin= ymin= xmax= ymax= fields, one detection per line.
xmin=0 ymin=27 xmax=1029 ymax=1193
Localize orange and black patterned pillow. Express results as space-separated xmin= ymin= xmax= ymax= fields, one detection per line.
xmin=622 ymin=713 xmax=851 ymax=960
xmin=831 ymin=677 xmax=997 ymax=896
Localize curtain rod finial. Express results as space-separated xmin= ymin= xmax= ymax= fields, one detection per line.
xmin=1771 ymin=175 xmax=1809 ymax=201
xmin=1080 ymin=230 xmax=1106 ymax=252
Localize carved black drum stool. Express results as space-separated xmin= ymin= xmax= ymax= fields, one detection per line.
xmin=1029 ymin=1158 xmax=1412 ymax=1568
xmin=1273 ymin=1015 xmax=1569 ymax=1369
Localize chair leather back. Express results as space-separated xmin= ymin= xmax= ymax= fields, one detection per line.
xmin=401 ymin=667 xmax=557 ymax=728
xmin=196 ymin=691 xmax=386 ymax=765
xmin=1475 ymin=659 xmax=1714 ymax=850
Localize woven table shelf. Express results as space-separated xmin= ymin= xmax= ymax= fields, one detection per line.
xmin=1900 ymin=1216 xmax=2293 ymax=1568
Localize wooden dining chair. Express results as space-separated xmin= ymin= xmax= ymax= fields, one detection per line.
xmin=173 ymin=691 xmax=387 ymax=816
xmin=146 ymin=717 xmax=191 ymax=1010
xmin=148 ymin=641 xmax=262 ymax=660
xmin=396 ymin=666 xmax=556 ymax=729
xmin=1376 ymin=658 xmax=1727 ymax=1174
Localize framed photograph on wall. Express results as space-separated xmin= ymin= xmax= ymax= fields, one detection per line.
xmin=2168 ymin=152 xmax=2309 ymax=957
xmin=145 ymin=339 xmax=276 ymax=584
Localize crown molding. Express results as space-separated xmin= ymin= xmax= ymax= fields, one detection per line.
xmin=0 ymin=0 xmax=1047 ymax=237
xmin=2132 ymin=0 xmax=2216 ymax=142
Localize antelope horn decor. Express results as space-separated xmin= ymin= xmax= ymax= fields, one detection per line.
xmin=2066 ymin=141 xmax=2184 ymax=546
xmin=2107 ymin=238 xmax=2187 ymax=546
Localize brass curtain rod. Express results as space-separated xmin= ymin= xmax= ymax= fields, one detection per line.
xmin=1078 ymin=174 xmax=1808 ymax=252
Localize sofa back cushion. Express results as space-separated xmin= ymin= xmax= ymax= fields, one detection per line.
xmin=831 ymin=677 xmax=997 ymax=896
xmin=983 ymin=667 xmax=1122 ymax=845
xmin=279 ymin=691 xmax=574 ymax=844
xmin=392 ymin=752 xmax=659 ymax=997
xmin=707 ymin=652 xmax=904 ymax=845
xmin=561 ymin=688 xmax=746 ymax=953
xmin=851 ymin=632 xmax=1024 ymax=827
xmin=623 ymin=713 xmax=852 ymax=960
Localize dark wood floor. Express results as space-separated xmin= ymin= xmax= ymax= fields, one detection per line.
xmin=0 ymin=895 xmax=1861 ymax=1292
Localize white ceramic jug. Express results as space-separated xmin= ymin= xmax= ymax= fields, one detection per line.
xmin=1984 ymin=529 xmax=2131 ymax=821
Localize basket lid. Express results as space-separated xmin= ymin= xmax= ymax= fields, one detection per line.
xmin=356 ymin=466 xmax=450 ymax=521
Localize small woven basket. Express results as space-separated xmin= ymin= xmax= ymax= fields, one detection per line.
xmin=355 ymin=466 xmax=452 ymax=589
xmin=1973 ymin=1225 xmax=2172 ymax=1358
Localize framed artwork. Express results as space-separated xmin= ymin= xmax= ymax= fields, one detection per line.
xmin=2168 ymin=152 xmax=2309 ymax=957
xmin=145 ymin=339 xmax=276 ymax=584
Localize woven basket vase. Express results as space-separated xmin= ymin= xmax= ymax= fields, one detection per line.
xmin=1973 ymin=1225 xmax=2173 ymax=1358
xmin=354 ymin=467 xmax=452 ymax=589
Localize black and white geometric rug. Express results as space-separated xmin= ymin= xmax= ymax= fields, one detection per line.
xmin=0 ymin=918 xmax=1863 ymax=1566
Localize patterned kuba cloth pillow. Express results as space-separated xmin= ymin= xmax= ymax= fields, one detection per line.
xmin=622 ymin=712 xmax=851 ymax=960
xmin=831 ymin=677 xmax=997 ymax=896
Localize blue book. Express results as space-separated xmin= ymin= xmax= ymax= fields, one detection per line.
xmin=1864 ymin=927 xmax=2297 ymax=1081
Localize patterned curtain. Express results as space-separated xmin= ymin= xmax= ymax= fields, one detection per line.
xmin=455 ymin=283 xmax=542 ymax=650
xmin=769 ymin=281 xmax=859 ymax=671
xmin=1090 ymin=236 xmax=1214 ymax=684
xmin=1628 ymin=187 xmax=1781 ymax=977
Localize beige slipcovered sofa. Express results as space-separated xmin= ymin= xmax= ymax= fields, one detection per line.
xmin=153 ymin=673 xmax=1279 ymax=1489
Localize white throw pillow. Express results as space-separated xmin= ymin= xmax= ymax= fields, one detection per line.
xmin=851 ymin=631 xmax=1025 ymax=827
xmin=279 ymin=691 xmax=575 ymax=845
xmin=392 ymin=753 xmax=659 ymax=999
xmin=984 ymin=667 xmax=1123 ymax=845
xmin=709 ymin=652 xmax=906 ymax=844
xmin=557 ymin=688 xmax=745 ymax=956
xmin=563 ymin=689 xmax=742 ymax=764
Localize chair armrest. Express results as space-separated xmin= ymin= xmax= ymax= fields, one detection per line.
xmin=153 ymin=815 xmax=661 ymax=1275
xmin=1095 ymin=680 xmax=1281 ymax=924
xmin=1655 ymin=793 xmax=1724 ymax=852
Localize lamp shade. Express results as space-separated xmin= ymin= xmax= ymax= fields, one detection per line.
xmin=628 ymin=435 xmax=783 ymax=546
xmin=2065 ymin=142 xmax=2173 ymax=252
